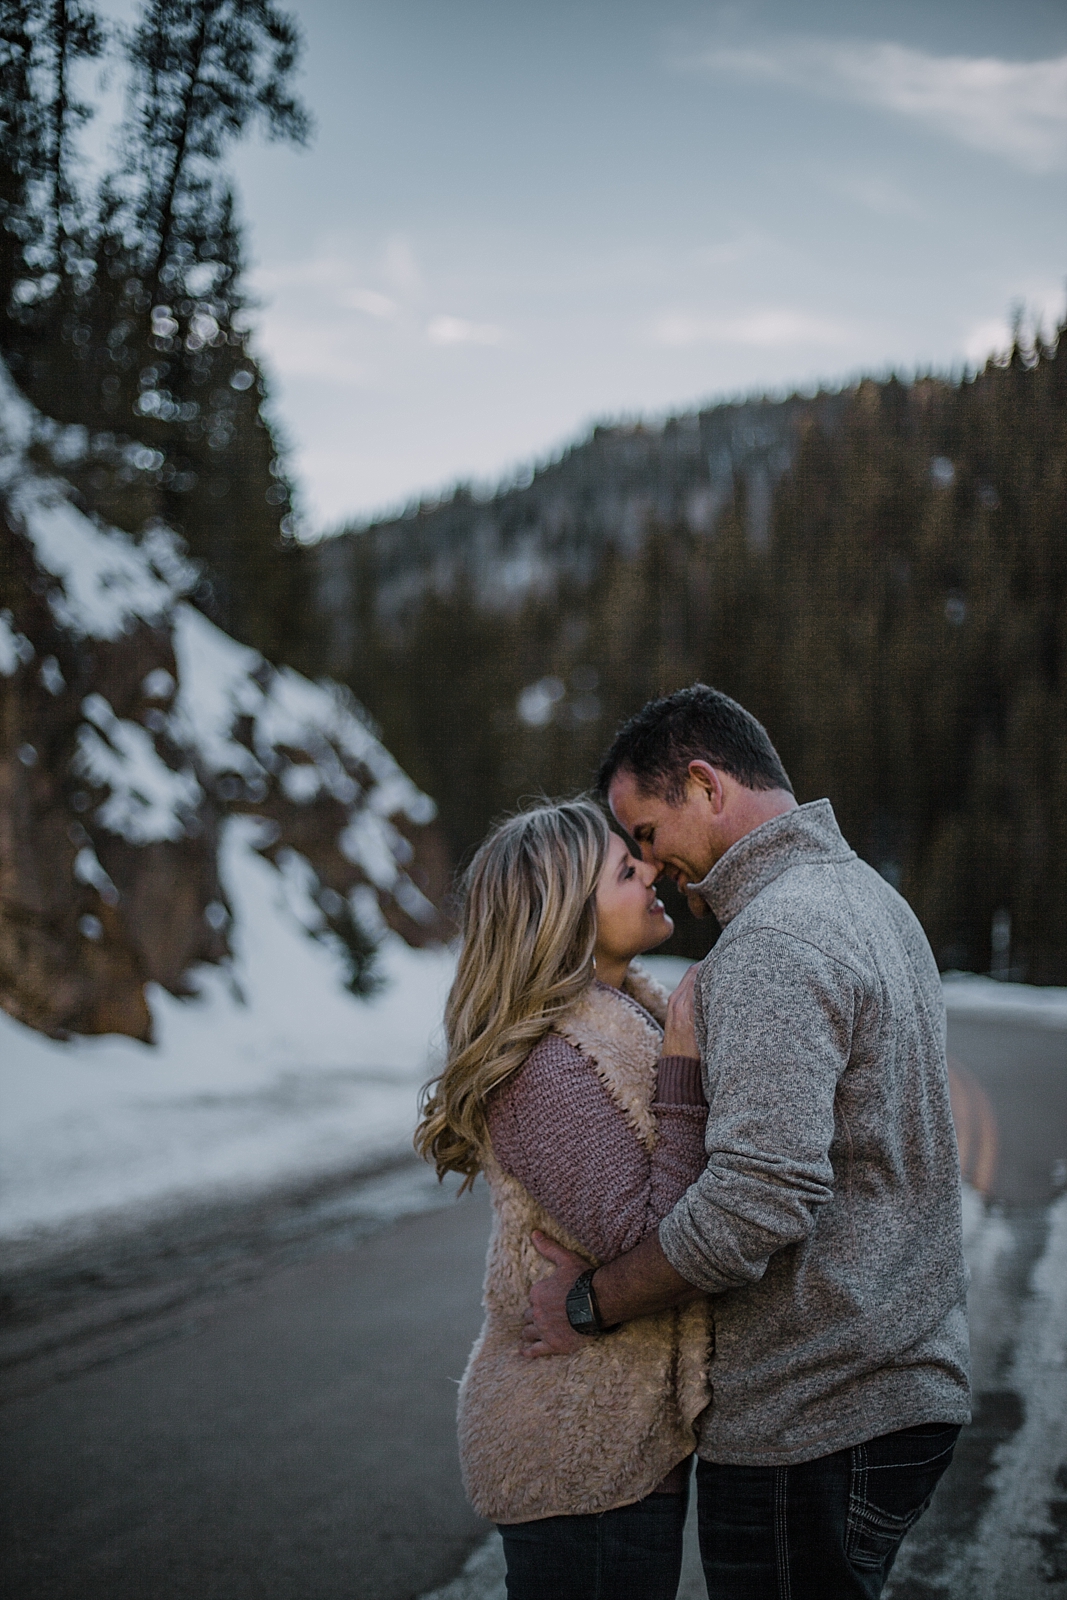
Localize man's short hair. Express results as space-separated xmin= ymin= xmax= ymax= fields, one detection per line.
xmin=596 ymin=684 xmax=793 ymax=803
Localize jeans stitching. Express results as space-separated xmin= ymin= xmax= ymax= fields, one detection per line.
xmin=592 ymin=1510 xmax=601 ymax=1600
xmin=774 ymin=1466 xmax=792 ymax=1600
xmin=863 ymin=1445 xmax=956 ymax=1472
xmin=846 ymin=1442 xmax=868 ymax=1560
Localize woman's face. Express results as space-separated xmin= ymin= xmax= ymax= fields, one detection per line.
xmin=593 ymin=831 xmax=674 ymax=971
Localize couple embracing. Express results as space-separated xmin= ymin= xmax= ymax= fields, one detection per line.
xmin=417 ymin=685 xmax=970 ymax=1600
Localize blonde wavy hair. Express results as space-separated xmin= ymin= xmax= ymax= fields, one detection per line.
xmin=415 ymin=800 xmax=610 ymax=1187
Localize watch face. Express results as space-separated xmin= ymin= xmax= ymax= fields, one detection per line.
xmin=566 ymin=1273 xmax=599 ymax=1334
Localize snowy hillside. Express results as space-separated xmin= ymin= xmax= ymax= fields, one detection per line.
xmin=0 ymin=358 xmax=449 ymax=1042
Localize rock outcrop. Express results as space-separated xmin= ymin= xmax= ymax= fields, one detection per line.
xmin=0 ymin=362 xmax=450 ymax=1040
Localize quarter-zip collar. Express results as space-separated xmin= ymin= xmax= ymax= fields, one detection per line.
xmin=687 ymin=799 xmax=854 ymax=927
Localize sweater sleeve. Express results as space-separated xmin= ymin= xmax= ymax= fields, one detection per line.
xmin=486 ymin=1034 xmax=707 ymax=1263
xmin=659 ymin=927 xmax=854 ymax=1294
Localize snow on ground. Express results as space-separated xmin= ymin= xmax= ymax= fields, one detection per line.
xmin=1 ymin=355 xmax=451 ymax=1246
xmin=0 ymin=817 xmax=454 ymax=1243
xmin=3 ymin=932 xmax=1063 ymax=1248
xmin=941 ymin=972 xmax=1067 ymax=1030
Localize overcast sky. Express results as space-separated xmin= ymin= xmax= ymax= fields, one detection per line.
xmin=219 ymin=0 xmax=1067 ymax=530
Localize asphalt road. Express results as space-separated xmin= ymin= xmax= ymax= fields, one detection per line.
xmin=1 ymin=1013 xmax=1065 ymax=1600
xmin=1 ymin=1179 xmax=495 ymax=1600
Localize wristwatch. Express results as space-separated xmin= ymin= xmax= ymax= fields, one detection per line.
xmin=565 ymin=1268 xmax=620 ymax=1336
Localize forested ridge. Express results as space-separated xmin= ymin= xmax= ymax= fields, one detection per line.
xmin=313 ymin=336 xmax=1067 ymax=982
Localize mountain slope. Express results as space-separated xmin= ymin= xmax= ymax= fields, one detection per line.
xmin=309 ymin=392 xmax=848 ymax=667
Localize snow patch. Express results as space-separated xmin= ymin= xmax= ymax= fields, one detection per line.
xmin=39 ymin=653 xmax=65 ymax=693
xmin=170 ymin=603 xmax=434 ymax=896
xmin=1 ymin=356 xmax=450 ymax=1225
xmin=1 ymin=355 xmax=438 ymax=948
xmin=142 ymin=667 xmax=175 ymax=700
xmin=0 ymin=363 xmax=195 ymax=642
xmin=73 ymin=844 xmax=119 ymax=905
xmin=170 ymin=605 xmax=266 ymax=782
xmin=74 ymin=693 xmax=202 ymax=843
xmin=0 ymin=609 xmax=33 ymax=674
xmin=16 ymin=484 xmax=192 ymax=640
xmin=942 ymin=972 xmax=1067 ymax=1030
xmin=0 ymin=817 xmax=456 ymax=1241
xmin=417 ymin=1533 xmax=506 ymax=1600
xmin=957 ymin=1192 xmax=1067 ymax=1594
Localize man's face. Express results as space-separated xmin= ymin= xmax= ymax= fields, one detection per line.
xmin=607 ymin=767 xmax=721 ymax=895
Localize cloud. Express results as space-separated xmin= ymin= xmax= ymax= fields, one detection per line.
xmin=252 ymin=238 xmax=422 ymax=303
xmin=343 ymin=288 xmax=397 ymax=319
xmin=962 ymin=318 xmax=1012 ymax=366
xmin=961 ymin=283 xmax=1065 ymax=365
xmin=693 ymin=40 xmax=1067 ymax=171
xmin=650 ymin=307 xmax=848 ymax=349
xmin=382 ymin=237 xmax=421 ymax=292
xmin=426 ymin=315 xmax=505 ymax=347
xmin=828 ymin=173 xmax=922 ymax=218
xmin=251 ymin=310 xmax=375 ymax=385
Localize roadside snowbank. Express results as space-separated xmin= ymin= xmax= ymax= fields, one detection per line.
xmin=941 ymin=973 xmax=1067 ymax=1030
xmin=0 ymin=818 xmax=454 ymax=1242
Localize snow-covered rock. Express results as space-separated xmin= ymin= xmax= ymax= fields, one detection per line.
xmin=0 ymin=359 xmax=449 ymax=1040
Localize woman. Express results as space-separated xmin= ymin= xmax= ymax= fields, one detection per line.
xmin=416 ymin=801 xmax=711 ymax=1599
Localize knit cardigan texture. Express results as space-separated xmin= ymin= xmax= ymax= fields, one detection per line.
xmin=457 ymin=967 xmax=712 ymax=1524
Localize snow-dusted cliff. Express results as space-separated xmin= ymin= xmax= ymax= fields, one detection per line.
xmin=0 ymin=361 xmax=449 ymax=1041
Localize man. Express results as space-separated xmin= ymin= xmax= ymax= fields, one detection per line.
xmin=522 ymin=685 xmax=970 ymax=1599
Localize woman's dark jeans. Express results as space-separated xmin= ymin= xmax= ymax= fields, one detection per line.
xmin=697 ymin=1422 xmax=961 ymax=1599
xmin=498 ymin=1482 xmax=689 ymax=1600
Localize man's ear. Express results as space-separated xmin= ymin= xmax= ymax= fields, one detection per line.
xmin=687 ymin=760 xmax=726 ymax=813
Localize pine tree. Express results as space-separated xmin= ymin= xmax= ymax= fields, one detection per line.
xmin=0 ymin=0 xmax=103 ymax=334
xmin=1 ymin=0 xmax=312 ymax=657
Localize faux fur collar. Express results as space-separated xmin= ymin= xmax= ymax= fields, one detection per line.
xmin=553 ymin=963 xmax=670 ymax=1151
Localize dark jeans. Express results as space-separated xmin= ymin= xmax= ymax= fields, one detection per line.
xmin=498 ymin=1482 xmax=689 ymax=1600
xmin=697 ymin=1422 xmax=961 ymax=1599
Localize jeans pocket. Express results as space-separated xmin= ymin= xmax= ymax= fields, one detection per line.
xmin=846 ymin=1492 xmax=928 ymax=1571
xmin=845 ymin=1432 xmax=957 ymax=1573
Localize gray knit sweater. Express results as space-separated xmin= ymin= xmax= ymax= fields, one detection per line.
xmin=659 ymin=799 xmax=971 ymax=1466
